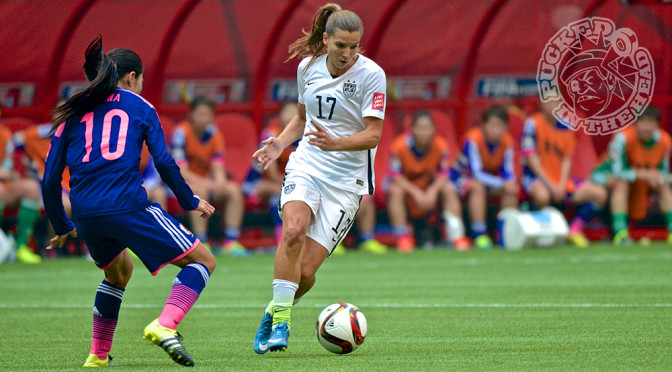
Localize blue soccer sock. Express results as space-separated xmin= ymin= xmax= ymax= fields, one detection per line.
xmin=470 ymin=221 xmax=487 ymax=238
xmin=359 ymin=230 xmax=374 ymax=243
xmin=90 ymin=280 xmax=125 ymax=360
xmin=576 ymin=202 xmax=600 ymax=223
xmin=158 ymin=263 xmax=210 ymax=329
xmin=393 ymin=225 xmax=408 ymax=238
xmin=224 ymin=227 xmax=241 ymax=243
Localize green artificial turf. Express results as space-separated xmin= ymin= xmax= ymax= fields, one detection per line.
xmin=1 ymin=243 xmax=670 ymax=371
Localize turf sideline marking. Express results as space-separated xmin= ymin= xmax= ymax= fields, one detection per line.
xmin=2 ymin=303 xmax=671 ymax=309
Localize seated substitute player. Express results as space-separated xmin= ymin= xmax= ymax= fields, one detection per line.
xmin=450 ymin=106 xmax=518 ymax=249
xmin=243 ymin=102 xmax=299 ymax=246
xmin=608 ymin=106 xmax=672 ymax=245
xmin=0 ymin=121 xmax=42 ymax=263
xmin=42 ymin=36 xmax=216 ymax=367
xmin=172 ymin=96 xmax=247 ymax=256
xmin=387 ymin=110 xmax=469 ymax=252
xmin=521 ymin=100 xmax=576 ymax=208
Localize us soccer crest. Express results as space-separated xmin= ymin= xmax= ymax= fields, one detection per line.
xmin=343 ymin=80 xmax=357 ymax=98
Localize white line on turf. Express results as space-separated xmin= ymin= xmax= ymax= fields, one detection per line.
xmin=1 ymin=303 xmax=671 ymax=309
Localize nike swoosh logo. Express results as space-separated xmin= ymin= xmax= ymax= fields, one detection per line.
xmin=307 ymin=81 xmax=315 ymax=85
xmin=258 ymin=342 xmax=268 ymax=351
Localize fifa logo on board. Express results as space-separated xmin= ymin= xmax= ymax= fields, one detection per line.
xmin=536 ymin=17 xmax=654 ymax=135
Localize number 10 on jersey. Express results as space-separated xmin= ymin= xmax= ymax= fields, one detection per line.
xmin=81 ymin=109 xmax=129 ymax=162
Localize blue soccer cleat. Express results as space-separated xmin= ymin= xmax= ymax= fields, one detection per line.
xmin=267 ymin=322 xmax=291 ymax=352
xmin=253 ymin=311 xmax=274 ymax=354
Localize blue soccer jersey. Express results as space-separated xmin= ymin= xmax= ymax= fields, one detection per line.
xmin=43 ymin=88 xmax=199 ymax=235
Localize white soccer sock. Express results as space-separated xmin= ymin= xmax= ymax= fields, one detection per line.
xmin=272 ymin=279 xmax=299 ymax=323
xmin=293 ymin=295 xmax=304 ymax=306
xmin=443 ymin=211 xmax=465 ymax=242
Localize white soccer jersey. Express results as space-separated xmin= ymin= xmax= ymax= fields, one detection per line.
xmin=286 ymin=53 xmax=387 ymax=195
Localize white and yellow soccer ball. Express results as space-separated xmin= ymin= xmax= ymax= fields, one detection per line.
xmin=316 ymin=303 xmax=367 ymax=354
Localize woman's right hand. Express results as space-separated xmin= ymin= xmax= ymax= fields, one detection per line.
xmin=253 ymin=137 xmax=283 ymax=170
xmin=196 ymin=198 xmax=215 ymax=219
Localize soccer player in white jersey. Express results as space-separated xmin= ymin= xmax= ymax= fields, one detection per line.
xmin=252 ymin=3 xmax=386 ymax=353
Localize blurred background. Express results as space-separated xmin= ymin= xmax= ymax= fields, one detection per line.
xmin=0 ymin=0 xmax=671 ymax=255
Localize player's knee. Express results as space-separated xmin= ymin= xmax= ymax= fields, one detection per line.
xmin=18 ymin=179 xmax=41 ymax=200
xmin=441 ymin=183 xmax=459 ymax=200
xmin=387 ymin=183 xmax=403 ymax=201
xmin=611 ymin=179 xmax=629 ymax=194
xmin=105 ymin=266 xmax=133 ymax=288
xmin=282 ymin=223 xmax=307 ymax=247
xmin=226 ymin=182 xmax=243 ymax=199
xmin=469 ymin=180 xmax=486 ymax=195
xmin=202 ymin=254 xmax=216 ymax=274
xmin=532 ymin=188 xmax=550 ymax=206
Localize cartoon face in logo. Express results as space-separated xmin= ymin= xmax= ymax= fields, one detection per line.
xmin=537 ymin=17 xmax=654 ymax=135
xmin=561 ymin=52 xmax=616 ymax=119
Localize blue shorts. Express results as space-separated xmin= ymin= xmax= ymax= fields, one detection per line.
xmin=75 ymin=203 xmax=200 ymax=275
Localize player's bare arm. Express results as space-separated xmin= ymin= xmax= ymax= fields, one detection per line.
xmin=391 ymin=173 xmax=426 ymax=203
xmin=425 ymin=174 xmax=447 ymax=203
xmin=211 ymin=162 xmax=228 ymax=190
xmin=526 ymin=153 xmax=554 ymax=188
xmin=178 ymin=163 xmax=214 ymax=191
xmin=306 ymin=116 xmax=382 ymax=151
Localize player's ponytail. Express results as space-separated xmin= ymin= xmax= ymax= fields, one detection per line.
xmin=287 ymin=3 xmax=363 ymax=70
xmin=51 ymin=36 xmax=143 ymax=132
xmin=51 ymin=36 xmax=118 ymax=131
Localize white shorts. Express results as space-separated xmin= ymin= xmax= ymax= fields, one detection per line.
xmin=279 ymin=171 xmax=362 ymax=255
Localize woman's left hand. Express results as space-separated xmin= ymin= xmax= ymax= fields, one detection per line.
xmin=49 ymin=228 xmax=78 ymax=249
xmin=305 ymin=121 xmax=339 ymax=151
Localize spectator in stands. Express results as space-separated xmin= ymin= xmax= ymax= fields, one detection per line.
xmin=450 ymin=106 xmax=518 ymax=249
xmin=521 ymin=101 xmax=576 ymax=208
xmin=0 ymin=119 xmax=42 ymax=263
xmin=172 ymin=96 xmax=247 ymax=256
xmin=387 ymin=110 xmax=469 ymax=252
xmin=608 ymin=106 xmax=672 ymax=245
xmin=243 ymin=102 xmax=299 ymax=247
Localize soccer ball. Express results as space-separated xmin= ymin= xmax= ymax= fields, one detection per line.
xmin=316 ymin=303 xmax=367 ymax=354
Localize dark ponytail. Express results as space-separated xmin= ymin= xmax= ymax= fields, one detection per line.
xmin=51 ymin=36 xmax=117 ymax=131
xmin=287 ymin=3 xmax=341 ymax=67
xmin=287 ymin=4 xmax=363 ymax=71
xmin=51 ymin=36 xmax=143 ymax=132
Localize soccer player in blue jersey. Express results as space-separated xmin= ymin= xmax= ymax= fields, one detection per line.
xmin=42 ymin=36 xmax=216 ymax=367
